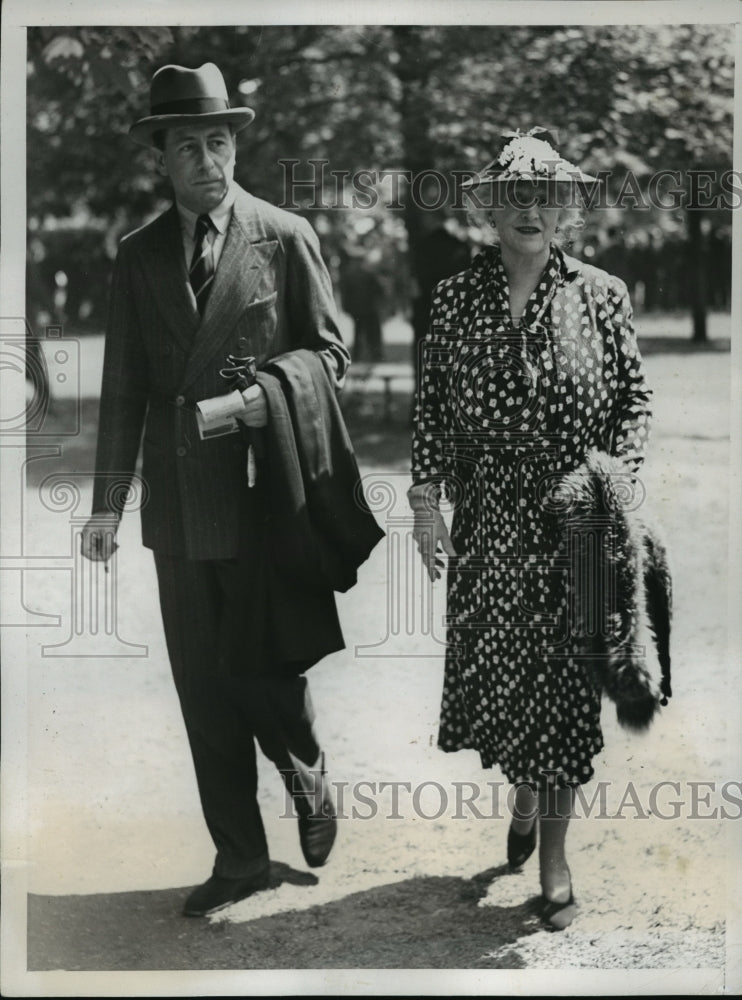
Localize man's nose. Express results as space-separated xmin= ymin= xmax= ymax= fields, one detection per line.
xmin=195 ymin=144 xmax=219 ymax=170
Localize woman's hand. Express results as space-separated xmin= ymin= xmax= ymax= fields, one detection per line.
xmin=412 ymin=508 xmax=457 ymax=581
xmin=408 ymin=484 xmax=457 ymax=581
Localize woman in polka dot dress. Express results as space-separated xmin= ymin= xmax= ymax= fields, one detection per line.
xmin=409 ymin=129 xmax=652 ymax=930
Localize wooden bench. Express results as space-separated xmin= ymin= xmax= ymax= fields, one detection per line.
xmin=344 ymin=362 xmax=415 ymax=422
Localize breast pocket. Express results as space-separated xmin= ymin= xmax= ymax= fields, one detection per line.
xmin=233 ymin=290 xmax=279 ymax=358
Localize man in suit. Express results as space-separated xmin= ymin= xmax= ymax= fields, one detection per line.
xmin=81 ymin=63 xmax=351 ymax=917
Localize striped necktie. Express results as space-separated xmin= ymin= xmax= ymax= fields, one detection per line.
xmin=189 ymin=214 xmax=216 ymax=316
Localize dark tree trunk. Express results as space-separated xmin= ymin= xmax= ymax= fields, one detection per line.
xmin=391 ymin=28 xmax=436 ymax=283
xmin=390 ymin=27 xmax=437 ymax=398
xmin=686 ymin=209 xmax=708 ymax=343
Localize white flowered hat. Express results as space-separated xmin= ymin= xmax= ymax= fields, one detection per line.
xmin=462 ymin=127 xmax=598 ymax=188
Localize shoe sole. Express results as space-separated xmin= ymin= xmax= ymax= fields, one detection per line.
xmin=183 ymin=898 xmax=244 ymax=918
xmin=182 ymin=879 xmax=270 ymax=917
xmin=540 ymin=895 xmax=577 ymax=932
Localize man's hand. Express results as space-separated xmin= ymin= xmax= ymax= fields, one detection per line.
xmin=237 ymin=383 xmax=267 ymax=428
xmin=412 ymin=509 xmax=457 ymax=582
xmin=80 ymin=514 xmax=120 ymax=562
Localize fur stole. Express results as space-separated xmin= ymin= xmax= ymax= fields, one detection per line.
xmin=555 ymin=449 xmax=672 ymax=731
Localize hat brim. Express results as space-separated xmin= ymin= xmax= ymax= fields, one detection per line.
xmin=129 ymin=107 xmax=255 ymax=147
xmin=462 ymin=168 xmax=599 ymax=189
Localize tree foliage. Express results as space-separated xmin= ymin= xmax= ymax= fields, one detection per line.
xmin=27 ymin=22 xmax=734 ymax=336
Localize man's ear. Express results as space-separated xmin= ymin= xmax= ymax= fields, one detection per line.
xmin=154 ymin=150 xmax=168 ymax=177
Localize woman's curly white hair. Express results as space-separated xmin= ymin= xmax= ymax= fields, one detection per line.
xmin=464 ymin=190 xmax=586 ymax=249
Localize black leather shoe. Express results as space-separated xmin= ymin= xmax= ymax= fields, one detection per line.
xmin=540 ymin=889 xmax=577 ymax=931
xmin=183 ymin=869 xmax=270 ymax=917
xmin=298 ymin=806 xmax=337 ymax=868
xmin=540 ymin=865 xmax=577 ymax=931
xmin=292 ymin=752 xmax=337 ymax=868
xmin=507 ymin=818 xmax=537 ymax=869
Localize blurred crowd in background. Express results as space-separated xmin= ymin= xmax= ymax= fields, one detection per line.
xmin=26 ymin=23 xmax=734 ymax=358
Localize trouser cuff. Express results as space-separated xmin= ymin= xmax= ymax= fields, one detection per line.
xmin=213 ymin=849 xmax=270 ymax=881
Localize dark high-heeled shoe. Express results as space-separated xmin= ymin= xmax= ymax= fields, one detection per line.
xmin=507 ymin=818 xmax=537 ymax=869
xmin=540 ymin=876 xmax=577 ymax=931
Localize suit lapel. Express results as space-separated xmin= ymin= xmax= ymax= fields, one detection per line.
xmin=181 ymin=189 xmax=278 ymax=389
xmin=139 ymin=206 xmax=200 ymax=353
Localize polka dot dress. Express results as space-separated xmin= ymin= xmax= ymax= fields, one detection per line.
xmin=411 ymin=244 xmax=652 ymax=788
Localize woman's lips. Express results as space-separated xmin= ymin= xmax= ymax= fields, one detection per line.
xmin=516 ymin=226 xmax=541 ymax=234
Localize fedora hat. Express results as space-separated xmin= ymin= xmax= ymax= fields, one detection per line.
xmin=462 ymin=127 xmax=598 ymax=188
xmin=129 ymin=63 xmax=255 ymax=147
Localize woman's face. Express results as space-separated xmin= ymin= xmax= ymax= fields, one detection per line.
xmin=488 ymin=181 xmax=562 ymax=258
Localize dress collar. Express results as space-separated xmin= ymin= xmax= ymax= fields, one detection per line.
xmin=472 ymin=242 xmax=575 ymax=282
xmin=473 ymin=242 xmax=569 ymax=333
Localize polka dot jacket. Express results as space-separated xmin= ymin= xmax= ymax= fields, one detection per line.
xmin=411 ymin=243 xmax=652 ymax=787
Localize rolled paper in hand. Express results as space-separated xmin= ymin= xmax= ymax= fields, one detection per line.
xmin=196 ymin=355 xmax=260 ymax=485
xmin=195 ymin=390 xmax=245 ymax=440
xmin=220 ymin=356 xmax=260 ymax=488
xmin=196 ymin=389 xmax=248 ymax=424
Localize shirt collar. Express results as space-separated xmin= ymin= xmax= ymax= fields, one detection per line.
xmin=176 ymin=183 xmax=237 ymax=238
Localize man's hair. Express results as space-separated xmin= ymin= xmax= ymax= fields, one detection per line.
xmin=151 ymin=123 xmax=237 ymax=152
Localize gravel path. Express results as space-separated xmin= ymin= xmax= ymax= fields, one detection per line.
xmin=8 ymin=320 xmax=741 ymax=993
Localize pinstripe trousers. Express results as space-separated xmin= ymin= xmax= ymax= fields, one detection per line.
xmin=153 ymin=550 xmax=322 ymax=879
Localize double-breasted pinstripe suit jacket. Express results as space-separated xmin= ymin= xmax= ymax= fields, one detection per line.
xmin=92 ymin=184 xmax=350 ymax=559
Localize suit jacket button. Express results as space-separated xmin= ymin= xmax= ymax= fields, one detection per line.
xmin=175 ymin=395 xmax=185 ymax=406
xmin=176 ymin=446 xmax=187 ymax=457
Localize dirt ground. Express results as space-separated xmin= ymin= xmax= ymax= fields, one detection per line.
xmin=6 ymin=314 xmax=741 ymax=994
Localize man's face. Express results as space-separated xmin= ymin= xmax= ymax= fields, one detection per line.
xmin=158 ymin=123 xmax=236 ymax=214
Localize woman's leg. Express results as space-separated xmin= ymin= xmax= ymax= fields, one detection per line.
xmin=511 ymin=783 xmax=538 ymax=835
xmin=538 ymin=784 xmax=575 ymax=902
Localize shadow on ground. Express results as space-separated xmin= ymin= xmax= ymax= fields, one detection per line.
xmin=28 ymin=862 xmax=541 ymax=971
